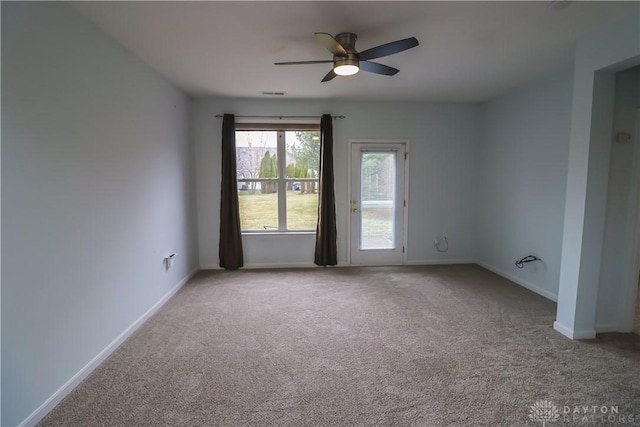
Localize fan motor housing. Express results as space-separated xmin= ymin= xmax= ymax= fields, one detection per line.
xmin=333 ymin=33 xmax=359 ymax=71
xmin=335 ymin=33 xmax=358 ymax=53
xmin=334 ymin=53 xmax=360 ymax=70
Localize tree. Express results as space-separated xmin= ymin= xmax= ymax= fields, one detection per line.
xmin=236 ymin=131 xmax=272 ymax=194
xmin=287 ymin=131 xmax=320 ymax=194
xmin=361 ymin=153 xmax=394 ymax=200
xmin=259 ymin=151 xmax=277 ymax=194
xmin=286 ymin=164 xmax=295 ymax=190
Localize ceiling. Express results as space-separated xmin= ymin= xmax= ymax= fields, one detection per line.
xmin=71 ymin=1 xmax=636 ymax=103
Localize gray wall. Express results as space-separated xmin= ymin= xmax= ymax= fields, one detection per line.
xmin=477 ymin=70 xmax=574 ymax=300
xmin=193 ymin=98 xmax=480 ymax=268
xmin=1 ymin=3 xmax=198 ymax=425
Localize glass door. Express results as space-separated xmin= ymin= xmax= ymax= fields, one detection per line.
xmin=350 ymin=143 xmax=406 ymax=265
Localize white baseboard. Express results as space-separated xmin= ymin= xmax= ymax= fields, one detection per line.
xmin=553 ymin=321 xmax=575 ymax=338
xmin=203 ymin=260 xmax=477 ymax=270
xmin=200 ymin=262 xmax=318 ymax=270
xmin=553 ymin=321 xmax=596 ymax=340
xmin=475 ymin=260 xmax=558 ymax=302
xmin=404 ymin=258 xmax=476 ymax=266
xmin=243 ymin=262 xmax=318 ymax=269
xmin=19 ymin=267 xmax=200 ymax=427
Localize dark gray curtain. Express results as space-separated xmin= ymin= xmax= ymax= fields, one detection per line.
xmin=219 ymin=114 xmax=244 ymax=269
xmin=314 ymin=114 xmax=338 ymax=266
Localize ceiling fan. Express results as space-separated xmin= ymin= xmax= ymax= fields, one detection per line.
xmin=274 ymin=32 xmax=419 ymax=82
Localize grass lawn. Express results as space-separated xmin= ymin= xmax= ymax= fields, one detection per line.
xmin=238 ymin=191 xmax=318 ymax=230
xmin=238 ymin=192 xmax=393 ymax=246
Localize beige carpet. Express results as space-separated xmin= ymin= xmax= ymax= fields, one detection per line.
xmin=39 ymin=265 xmax=640 ymax=426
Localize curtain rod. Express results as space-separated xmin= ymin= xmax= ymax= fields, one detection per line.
xmin=215 ymin=114 xmax=345 ymax=119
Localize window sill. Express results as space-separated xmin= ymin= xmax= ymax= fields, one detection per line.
xmin=241 ymin=231 xmax=316 ymax=236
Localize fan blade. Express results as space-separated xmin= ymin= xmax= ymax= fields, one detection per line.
xmin=359 ymin=61 xmax=399 ymax=76
xmin=274 ymin=60 xmax=334 ymax=66
xmin=358 ymin=37 xmax=419 ymax=61
xmin=321 ymin=69 xmax=337 ymax=82
xmin=315 ymin=32 xmax=347 ymax=56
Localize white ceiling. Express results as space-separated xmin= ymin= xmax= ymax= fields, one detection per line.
xmin=71 ymin=1 xmax=637 ymax=103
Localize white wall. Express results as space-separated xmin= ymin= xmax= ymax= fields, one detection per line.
xmin=476 ymin=70 xmax=574 ymax=301
xmin=596 ymin=66 xmax=640 ymax=330
xmin=555 ymin=11 xmax=640 ymax=339
xmin=194 ymin=98 xmax=480 ymax=268
xmin=1 ymin=3 xmax=198 ymax=426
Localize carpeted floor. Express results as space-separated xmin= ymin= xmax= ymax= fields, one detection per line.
xmin=39 ymin=265 xmax=640 ymax=426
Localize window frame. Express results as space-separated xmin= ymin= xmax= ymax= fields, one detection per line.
xmin=235 ymin=124 xmax=320 ymax=234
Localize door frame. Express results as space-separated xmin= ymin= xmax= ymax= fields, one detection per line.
xmin=347 ymin=139 xmax=410 ymax=266
xmin=621 ymin=109 xmax=640 ymax=331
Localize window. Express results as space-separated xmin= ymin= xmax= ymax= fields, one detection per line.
xmin=236 ymin=125 xmax=320 ymax=232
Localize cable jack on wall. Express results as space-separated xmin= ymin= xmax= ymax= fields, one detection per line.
xmin=434 ymin=235 xmax=448 ymax=253
xmin=515 ymin=255 xmax=541 ymax=269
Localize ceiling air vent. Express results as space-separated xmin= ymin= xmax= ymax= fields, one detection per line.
xmin=549 ymin=0 xmax=571 ymax=10
xmin=261 ymin=91 xmax=286 ymax=96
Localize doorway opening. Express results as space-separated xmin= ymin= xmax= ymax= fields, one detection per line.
xmin=623 ymin=107 xmax=640 ymax=334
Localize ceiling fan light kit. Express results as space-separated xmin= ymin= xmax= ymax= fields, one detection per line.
xmin=275 ymin=32 xmax=419 ymax=82
xmin=334 ymin=56 xmax=360 ymax=76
